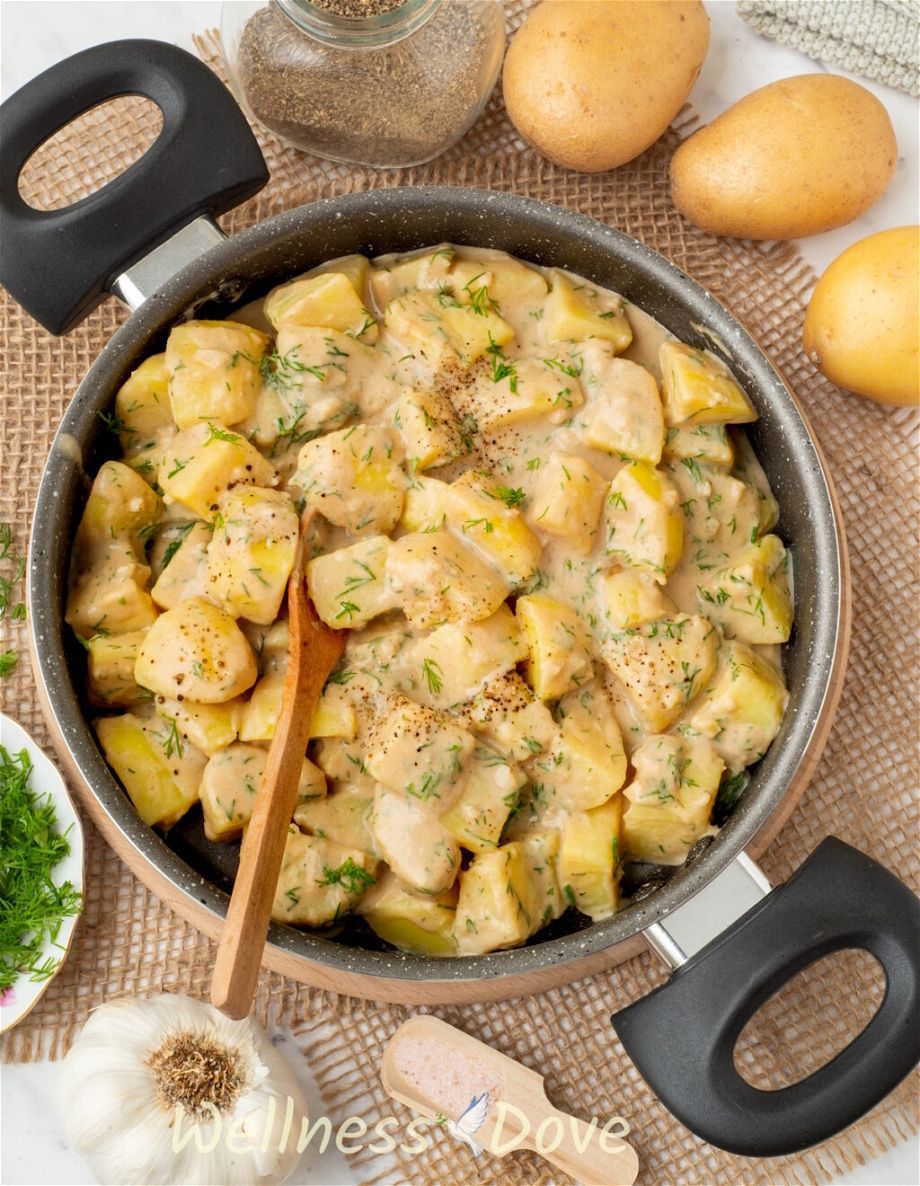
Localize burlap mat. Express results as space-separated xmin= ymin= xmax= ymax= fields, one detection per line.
xmin=1 ymin=9 xmax=918 ymax=1185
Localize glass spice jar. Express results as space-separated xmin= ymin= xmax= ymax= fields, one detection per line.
xmin=221 ymin=0 xmax=506 ymax=169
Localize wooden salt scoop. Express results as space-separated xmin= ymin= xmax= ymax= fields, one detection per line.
xmin=382 ymin=1015 xmax=639 ymax=1186
xmin=211 ymin=522 xmax=345 ymax=1019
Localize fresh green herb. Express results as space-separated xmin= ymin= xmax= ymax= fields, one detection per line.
xmin=542 ymin=354 xmax=583 ymax=379
xmin=205 ymin=423 xmax=242 ymax=446
xmin=270 ymin=411 xmax=322 ymax=457
xmin=159 ymin=716 xmax=184 ymax=759
xmin=0 ymin=650 xmax=18 ymax=677
xmin=0 ymin=746 xmax=82 ymax=991
xmin=97 ymin=409 xmax=127 ymax=435
xmin=681 ymin=457 xmax=704 ymax=484
xmin=421 ymin=658 xmax=444 ymax=695
xmin=260 ymin=346 xmax=325 ymax=389
xmin=317 ymin=857 xmax=376 ymax=895
xmin=161 ymin=521 xmax=196 ymax=569
xmin=713 ymin=770 xmax=750 ymax=825
xmin=0 ymin=526 xmax=25 ymax=621
xmin=486 ymin=334 xmax=518 ymax=392
xmin=463 ymin=273 xmax=500 ymax=317
xmin=406 ymin=771 xmax=443 ymax=801
xmin=325 ymin=668 xmax=356 ymax=687
xmin=492 ymin=485 xmax=525 ymax=509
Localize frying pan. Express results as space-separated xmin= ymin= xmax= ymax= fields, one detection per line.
xmin=2 ymin=40 xmax=918 ymax=1159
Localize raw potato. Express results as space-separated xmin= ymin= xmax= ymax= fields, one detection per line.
xmin=503 ymin=1 xmax=709 ymax=173
xmin=670 ymin=75 xmax=897 ymax=240
xmin=803 ymin=227 xmax=919 ymax=407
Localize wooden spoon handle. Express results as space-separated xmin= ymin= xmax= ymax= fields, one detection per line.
xmin=211 ymin=564 xmax=344 ymax=1019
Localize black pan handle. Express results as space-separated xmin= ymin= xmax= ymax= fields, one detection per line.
xmin=0 ymin=39 xmax=268 ymax=334
xmin=612 ymin=838 xmax=920 ymax=1157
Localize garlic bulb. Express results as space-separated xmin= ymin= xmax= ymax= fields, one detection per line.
xmin=58 ymin=993 xmax=309 ymax=1186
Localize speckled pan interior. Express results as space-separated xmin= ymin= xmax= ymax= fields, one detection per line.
xmin=28 ymin=188 xmax=843 ymax=987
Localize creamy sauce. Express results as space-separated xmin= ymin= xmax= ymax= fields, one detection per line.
xmin=71 ymin=244 xmax=793 ymax=955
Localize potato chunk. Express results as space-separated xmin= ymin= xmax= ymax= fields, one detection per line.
xmin=443 ymin=478 xmax=542 ymax=585
xmin=77 ymin=460 xmax=162 ymax=550
xmin=517 ymin=593 xmax=593 ymax=701
xmin=264 ymin=272 xmax=373 ymax=338
xmin=200 ymin=744 xmax=325 ymax=842
xmin=528 ymin=451 xmax=607 ymax=553
xmin=533 ymin=684 xmax=627 ymax=811
xmin=293 ymin=425 xmax=405 ymax=535
xmin=621 ymin=734 xmax=724 ymax=864
xmin=397 ymin=605 xmax=526 ymax=709
xmin=463 ymin=357 xmax=585 ymax=433
xmin=152 ymin=694 xmax=243 ymax=756
xmin=386 ymin=290 xmax=514 ymax=370
xmin=454 ymin=842 xmax=541 ymax=954
xmin=135 ymin=597 xmax=258 ymax=703
xmin=600 ymin=570 xmax=676 ymax=631
xmin=371 ymin=785 xmax=460 ymax=895
xmin=159 ymin=423 xmax=276 ymax=519
xmin=441 ymin=748 xmax=526 ymax=854
xmin=659 ymin=340 xmax=756 ymax=426
xmin=87 ymin=629 xmax=149 ymax=707
xmin=385 ymin=530 xmax=509 ymax=628
xmin=399 ymin=474 xmax=448 ymax=533
xmin=520 ymin=829 xmax=564 ymax=930
xmin=369 ymin=246 xmax=455 ymax=308
xmin=166 ymin=320 xmax=268 ymax=430
xmin=150 ymin=521 xmax=212 ymax=610
xmin=268 ymin=254 xmax=371 ymax=329
xmin=66 ymin=543 xmax=158 ymax=638
xmin=365 ymin=694 xmax=475 ymax=800
xmin=310 ymin=681 xmax=358 ymax=740
xmin=114 ymin=354 xmax=173 ymax=450
xmin=664 ymin=423 xmax=734 ymax=469
xmin=358 ymin=871 xmax=458 ymax=956
xmin=602 ymin=614 xmax=718 ymax=733
xmin=544 ymin=269 xmax=632 ymax=351
xmin=94 ymin=712 xmax=205 ymax=828
xmin=579 ymin=349 xmax=665 ymax=465
xmin=687 ymin=639 xmax=788 ymax=771
xmin=603 ymin=461 xmax=684 ymax=580
xmin=205 ymin=486 xmax=298 ymax=624
xmin=294 ymin=784 xmax=376 ymax=854
xmin=558 ymin=796 xmax=622 ymax=920
xmin=456 ymin=671 xmax=557 ymax=762
xmin=696 ymin=535 xmax=792 ymax=644
xmin=307 ymin=534 xmax=395 ymax=629
xmin=272 ymin=828 xmax=378 ymax=926
xmin=393 ymin=389 xmax=468 ymax=471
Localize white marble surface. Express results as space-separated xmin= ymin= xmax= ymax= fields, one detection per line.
xmin=0 ymin=3 xmax=918 ymax=1185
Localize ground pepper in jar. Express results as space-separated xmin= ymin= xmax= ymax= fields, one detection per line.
xmin=224 ymin=0 xmax=506 ymax=168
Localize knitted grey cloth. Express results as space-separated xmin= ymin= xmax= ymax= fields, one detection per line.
xmin=737 ymin=0 xmax=920 ymax=96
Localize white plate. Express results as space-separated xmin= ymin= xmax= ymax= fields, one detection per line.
xmin=0 ymin=713 xmax=85 ymax=1034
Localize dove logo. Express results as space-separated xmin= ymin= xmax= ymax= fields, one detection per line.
xmin=438 ymin=1092 xmax=491 ymax=1158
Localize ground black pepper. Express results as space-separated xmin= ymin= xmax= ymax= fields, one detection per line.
xmin=233 ymin=1 xmax=504 ymax=167
xmin=309 ymin=0 xmax=405 ymax=16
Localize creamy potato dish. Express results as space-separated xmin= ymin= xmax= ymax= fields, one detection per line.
xmin=67 ymin=245 xmax=792 ymax=957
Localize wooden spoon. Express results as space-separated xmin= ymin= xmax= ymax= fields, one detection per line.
xmin=211 ymin=525 xmax=345 ymax=1019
